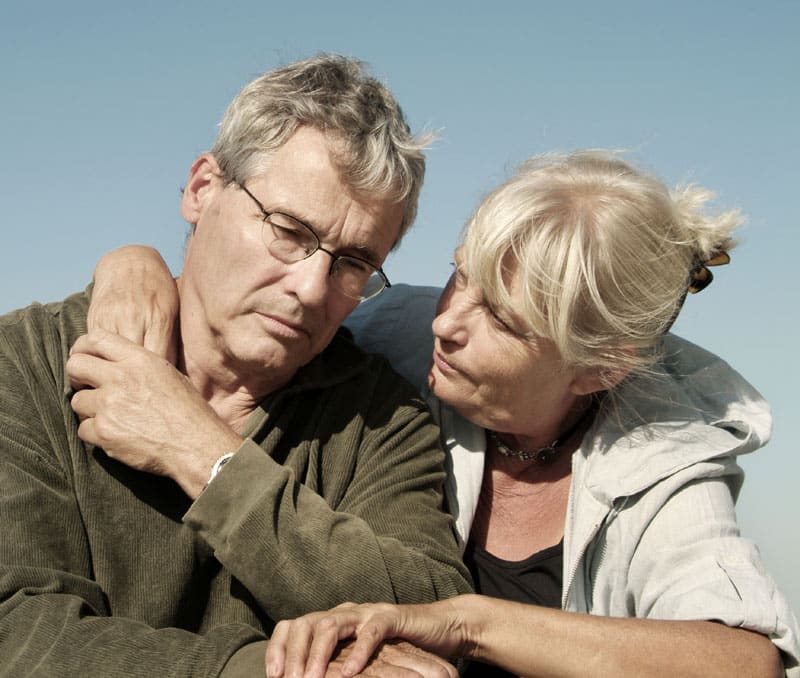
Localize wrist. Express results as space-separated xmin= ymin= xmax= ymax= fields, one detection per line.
xmin=181 ymin=432 xmax=244 ymax=499
xmin=448 ymin=594 xmax=488 ymax=661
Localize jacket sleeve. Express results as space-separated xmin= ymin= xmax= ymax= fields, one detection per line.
xmin=0 ymin=309 xmax=264 ymax=678
xmin=183 ymin=361 xmax=473 ymax=622
xmin=625 ymin=465 xmax=800 ymax=675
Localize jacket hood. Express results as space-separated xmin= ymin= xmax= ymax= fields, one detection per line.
xmin=577 ymin=334 xmax=772 ymax=505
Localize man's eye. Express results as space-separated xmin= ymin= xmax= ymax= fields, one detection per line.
xmin=269 ymin=216 xmax=307 ymax=242
xmin=338 ymin=257 xmax=372 ymax=275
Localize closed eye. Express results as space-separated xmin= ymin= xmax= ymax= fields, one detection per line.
xmin=268 ymin=214 xmax=314 ymax=245
xmin=337 ymin=256 xmax=373 ymax=275
xmin=488 ymin=307 xmax=514 ymax=333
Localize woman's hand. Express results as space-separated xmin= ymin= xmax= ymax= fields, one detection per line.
xmin=88 ymin=245 xmax=179 ymax=363
xmin=266 ymin=595 xmax=784 ymax=678
xmin=265 ymin=600 xmax=469 ymax=678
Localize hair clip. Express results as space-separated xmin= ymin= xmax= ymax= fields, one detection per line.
xmin=688 ymin=251 xmax=730 ymax=294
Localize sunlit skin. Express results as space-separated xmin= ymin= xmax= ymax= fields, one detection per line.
xmin=263 ymin=252 xmax=784 ymax=678
xmin=178 ymin=126 xmax=405 ymax=405
xmin=422 ymin=251 xmax=602 ymax=561
xmin=67 ymin=126 xmax=405 ymax=499
xmin=74 ymin=160 xmax=786 ymax=678
xmin=427 ymin=251 xmax=600 ymax=452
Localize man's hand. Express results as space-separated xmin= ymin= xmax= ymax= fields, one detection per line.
xmin=275 ymin=639 xmax=458 ymax=678
xmin=67 ymin=329 xmax=242 ymax=498
xmin=89 ymin=245 xmax=179 ymax=364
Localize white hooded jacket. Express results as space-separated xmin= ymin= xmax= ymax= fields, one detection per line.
xmin=347 ymin=284 xmax=799 ymax=675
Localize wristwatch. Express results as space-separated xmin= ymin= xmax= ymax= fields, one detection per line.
xmin=204 ymin=452 xmax=235 ymax=490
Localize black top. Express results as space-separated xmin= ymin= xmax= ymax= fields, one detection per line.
xmin=462 ymin=539 xmax=563 ymax=678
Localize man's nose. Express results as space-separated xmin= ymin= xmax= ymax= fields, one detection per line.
xmin=285 ymin=250 xmax=334 ymax=307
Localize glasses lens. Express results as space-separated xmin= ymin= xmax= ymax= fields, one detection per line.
xmin=359 ymin=272 xmax=388 ymax=301
xmin=258 ymin=206 xmax=389 ymax=302
xmin=263 ymin=213 xmax=317 ymax=262
xmin=330 ymin=258 xmax=386 ymax=300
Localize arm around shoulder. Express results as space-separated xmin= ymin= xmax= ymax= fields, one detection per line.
xmin=89 ymin=244 xmax=178 ymax=361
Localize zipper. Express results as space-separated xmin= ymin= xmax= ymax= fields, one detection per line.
xmin=562 ymin=495 xmax=629 ymax=611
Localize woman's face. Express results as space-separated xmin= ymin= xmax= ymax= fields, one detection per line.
xmin=427 ymin=252 xmax=589 ymax=439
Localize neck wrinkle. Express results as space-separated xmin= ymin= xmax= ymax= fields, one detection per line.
xmin=175 ymin=318 xmax=290 ymax=432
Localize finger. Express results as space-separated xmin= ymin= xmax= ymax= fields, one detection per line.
xmin=304 ymin=617 xmax=360 ymax=678
xmin=280 ymin=618 xmax=317 ymax=678
xmin=353 ymin=667 xmax=422 ymax=677
xmin=349 ymin=657 xmax=422 ymax=678
xmin=71 ymin=392 xmax=124 ymax=452
xmin=87 ymin=306 xmax=147 ymax=346
xmin=376 ymin=642 xmax=457 ymax=678
xmin=339 ymin=620 xmax=393 ymax=677
xmin=75 ymin=416 xmax=100 ymax=448
xmin=70 ymin=387 xmax=98 ymax=420
xmin=66 ymin=352 xmax=111 ymax=390
xmin=265 ymin=620 xmax=290 ymax=677
xmin=70 ymin=329 xmax=141 ymax=362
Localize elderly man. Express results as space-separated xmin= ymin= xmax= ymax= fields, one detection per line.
xmin=0 ymin=55 xmax=470 ymax=676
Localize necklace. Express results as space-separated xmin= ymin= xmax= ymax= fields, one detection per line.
xmin=487 ymin=403 xmax=597 ymax=463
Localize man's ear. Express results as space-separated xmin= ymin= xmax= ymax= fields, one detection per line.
xmin=180 ymin=154 xmax=223 ymax=224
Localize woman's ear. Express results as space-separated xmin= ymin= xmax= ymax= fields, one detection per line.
xmin=570 ymin=365 xmax=631 ymax=396
xmin=180 ymin=154 xmax=223 ymax=224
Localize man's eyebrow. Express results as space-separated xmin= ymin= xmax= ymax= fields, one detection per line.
xmin=271 ymin=204 xmax=383 ymax=265
xmin=347 ymin=244 xmax=381 ymax=265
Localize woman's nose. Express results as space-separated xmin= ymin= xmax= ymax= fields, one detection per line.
xmin=432 ymin=278 xmax=470 ymax=345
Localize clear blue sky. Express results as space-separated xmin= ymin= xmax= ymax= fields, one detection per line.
xmin=2 ymin=1 xmax=797 ymax=613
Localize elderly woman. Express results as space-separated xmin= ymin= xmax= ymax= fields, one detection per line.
xmin=90 ymin=152 xmax=798 ymax=677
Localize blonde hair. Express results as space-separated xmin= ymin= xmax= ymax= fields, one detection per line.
xmin=462 ymin=151 xmax=741 ymax=383
xmin=210 ymin=54 xmax=431 ymax=239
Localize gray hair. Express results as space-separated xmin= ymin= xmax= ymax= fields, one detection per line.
xmin=461 ymin=150 xmax=741 ymax=383
xmin=210 ymin=54 xmax=431 ymax=239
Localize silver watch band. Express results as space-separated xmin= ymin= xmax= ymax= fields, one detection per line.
xmin=204 ymin=452 xmax=235 ymax=489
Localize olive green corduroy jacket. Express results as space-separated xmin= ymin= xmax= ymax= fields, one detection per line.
xmin=0 ymin=290 xmax=471 ymax=677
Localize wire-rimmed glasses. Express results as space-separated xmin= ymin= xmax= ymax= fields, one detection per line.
xmin=236 ymin=182 xmax=391 ymax=302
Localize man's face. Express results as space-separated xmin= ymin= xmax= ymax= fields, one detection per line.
xmin=179 ymin=126 xmax=404 ymax=391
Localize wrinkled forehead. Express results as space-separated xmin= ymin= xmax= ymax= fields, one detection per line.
xmin=456 ymin=242 xmax=524 ymax=310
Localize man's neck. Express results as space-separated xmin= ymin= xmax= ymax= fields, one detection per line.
xmin=176 ymin=325 xmax=295 ymax=434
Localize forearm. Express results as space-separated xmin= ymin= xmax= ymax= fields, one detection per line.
xmin=451 ymin=595 xmax=783 ymax=678
xmin=185 ymin=438 xmax=471 ymax=620
xmin=265 ymin=594 xmax=779 ymax=678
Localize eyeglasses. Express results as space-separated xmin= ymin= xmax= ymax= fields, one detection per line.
xmin=235 ymin=182 xmax=391 ymax=302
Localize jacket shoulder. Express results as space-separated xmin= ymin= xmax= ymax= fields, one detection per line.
xmin=0 ymin=289 xmax=89 ymax=372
